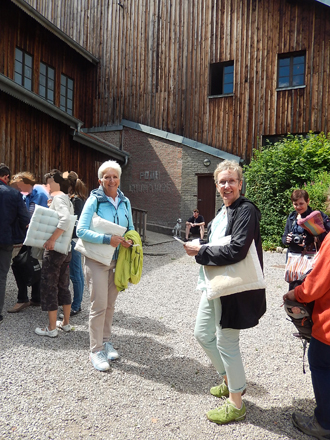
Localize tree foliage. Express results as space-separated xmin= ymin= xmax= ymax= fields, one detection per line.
xmin=244 ymin=133 xmax=330 ymax=250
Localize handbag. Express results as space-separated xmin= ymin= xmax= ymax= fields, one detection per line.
xmin=11 ymin=245 xmax=41 ymax=286
xmin=75 ymin=213 xmax=126 ymax=266
xmin=203 ymin=235 xmax=266 ymax=300
xmin=284 ymin=252 xmax=315 ymax=283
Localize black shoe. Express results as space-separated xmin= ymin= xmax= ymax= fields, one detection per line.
xmin=70 ymin=309 xmax=81 ymax=317
xmin=292 ymin=412 xmax=330 ymax=439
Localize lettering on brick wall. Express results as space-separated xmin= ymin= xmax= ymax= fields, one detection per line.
xmin=129 ymin=183 xmax=171 ymax=193
xmin=140 ymin=171 xmax=159 ymax=180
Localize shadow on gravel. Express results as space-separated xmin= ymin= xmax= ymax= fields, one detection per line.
xmin=111 ymin=334 xmax=217 ymax=395
xmin=246 ymin=398 xmax=316 ymax=439
xmin=113 ymin=311 xmax=176 ymax=335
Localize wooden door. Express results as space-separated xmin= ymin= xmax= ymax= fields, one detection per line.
xmin=197 ymin=175 xmax=216 ymax=227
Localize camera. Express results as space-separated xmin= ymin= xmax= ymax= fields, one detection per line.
xmin=292 ymin=234 xmax=304 ymax=245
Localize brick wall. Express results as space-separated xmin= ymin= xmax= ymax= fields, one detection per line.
xmin=95 ymin=127 xmax=225 ymax=232
xmin=121 ymin=128 xmax=182 ymax=228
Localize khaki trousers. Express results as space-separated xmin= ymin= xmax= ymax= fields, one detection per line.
xmin=84 ymin=257 xmax=118 ymax=353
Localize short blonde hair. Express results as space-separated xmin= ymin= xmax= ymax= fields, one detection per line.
xmin=214 ymin=160 xmax=243 ymax=183
xmin=98 ymin=160 xmax=122 ymax=179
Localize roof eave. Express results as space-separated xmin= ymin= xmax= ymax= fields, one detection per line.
xmin=71 ymin=130 xmax=130 ymax=162
xmin=0 ymin=73 xmax=83 ymax=130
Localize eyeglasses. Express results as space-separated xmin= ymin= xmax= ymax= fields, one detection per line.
xmin=217 ymin=179 xmax=240 ymax=187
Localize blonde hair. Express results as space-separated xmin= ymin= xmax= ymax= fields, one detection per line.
xmin=214 ymin=160 xmax=243 ymax=183
xmin=10 ymin=171 xmax=36 ymax=186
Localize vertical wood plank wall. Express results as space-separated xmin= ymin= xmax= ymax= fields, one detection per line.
xmin=24 ymin=0 xmax=330 ymax=161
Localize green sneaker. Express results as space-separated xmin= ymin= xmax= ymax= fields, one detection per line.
xmin=210 ymin=383 xmax=246 ymax=398
xmin=206 ymin=399 xmax=246 ymax=425
xmin=210 ymin=382 xmax=229 ymax=398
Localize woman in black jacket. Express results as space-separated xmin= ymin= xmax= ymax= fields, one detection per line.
xmin=184 ymin=160 xmax=266 ymax=425
xmin=282 ymin=189 xmax=330 ymax=255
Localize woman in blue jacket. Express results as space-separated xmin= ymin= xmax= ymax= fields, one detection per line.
xmin=77 ymin=160 xmax=134 ymax=372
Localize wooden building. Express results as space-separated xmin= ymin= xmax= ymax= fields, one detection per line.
xmin=8 ymin=0 xmax=330 ymax=230
xmin=0 ymin=0 xmax=129 ymax=191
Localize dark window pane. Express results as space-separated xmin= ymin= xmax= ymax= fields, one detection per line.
xmin=67 ymin=89 xmax=73 ymax=100
xmin=223 ymin=83 xmax=233 ymax=94
xmin=15 ymin=48 xmax=23 ymax=62
xmin=61 ymin=75 xmax=66 ymax=86
xmin=39 ymin=85 xmax=46 ymax=97
xmin=60 ymin=85 xmax=66 ymax=96
xmin=293 ymin=64 xmax=304 ymax=75
xmin=278 ymin=78 xmax=290 ymax=88
xmin=15 ymin=61 xmax=23 ymax=75
xmin=279 ymin=58 xmax=290 ymax=67
xmin=223 ymin=73 xmax=233 ymax=85
xmin=48 ymin=90 xmax=54 ymax=103
xmin=224 ymin=65 xmax=234 ymax=74
xmin=24 ymin=66 xmax=32 ymax=79
xmin=40 ymin=63 xmax=46 ymax=75
xmin=67 ymin=107 xmax=73 ymax=115
xmin=67 ymin=99 xmax=73 ymax=110
xmin=48 ymin=67 xmax=55 ymax=80
xmin=293 ymin=75 xmax=304 ymax=86
xmin=39 ymin=74 xmax=46 ymax=86
xmin=293 ymin=56 xmax=305 ymax=65
xmin=60 ymin=96 xmax=66 ymax=107
xmin=14 ymin=72 xmax=22 ymax=85
xmin=25 ymin=54 xmax=32 ymax=68
xmin=68 ymin=79 xmax=73 ymax=90
xmin=279 ymin=66 xmax=290 ymax=77
xmin=25 ymin=78 xmax=32 ymax=90
xmin=48 ymin=79 xmax=54 ymax=90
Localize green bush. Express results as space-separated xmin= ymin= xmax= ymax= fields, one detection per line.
xmin=244 ymin=133 xmax=330 ymax=250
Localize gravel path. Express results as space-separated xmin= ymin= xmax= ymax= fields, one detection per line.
xmin=0 ymin=242 xmax=315 ymax=440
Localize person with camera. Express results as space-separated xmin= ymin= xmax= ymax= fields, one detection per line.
xmin=282 ymin=189 xmax=330 ymax=289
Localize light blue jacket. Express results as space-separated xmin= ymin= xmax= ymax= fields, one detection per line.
xmin=76 ymin=186 xmax=134 ymax=260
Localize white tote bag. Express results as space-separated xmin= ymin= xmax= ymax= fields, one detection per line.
xmin=75 ymin=213 xmax=126 ymax=266
xmin=204 ymin=235 xmax=266 ymax=300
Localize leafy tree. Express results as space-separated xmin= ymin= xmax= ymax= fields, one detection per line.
xmin=244 ymin=133 xmax=330 ymax=250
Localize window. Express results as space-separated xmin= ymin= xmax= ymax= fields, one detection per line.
xmin=14 ymin=48 xmax=33 ymax=91
xmin=39 ymin=62 xmax=55 ymax=104
xmin=60 ymin=74 xmax=74 ymax=115
xmin=278 ymin=52 xmax=305 ymax=89
xmin=209 ymin=61 xmax=234 ymax=96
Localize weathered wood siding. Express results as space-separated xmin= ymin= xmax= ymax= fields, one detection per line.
xmin=24 ymin=0 xmax=330 ymax=161
xmin=0 ymin=0 xmax=96 ymax=126
xmin=0 ymin=91 xmax=108 ymax=190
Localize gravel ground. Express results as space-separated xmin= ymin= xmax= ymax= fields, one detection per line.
xmin=0 ymin=241 xmax=316 ymax=440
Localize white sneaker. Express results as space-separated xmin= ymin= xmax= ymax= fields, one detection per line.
xmin=56 ymin=320 xmax=72 ymax=332
xmin=35 ymin=327 xmax=58 ymax=338
xmin=90 ymin=351 xmax=110 ymax=371
xmin=104 ymin=341 xmax=119 ymax=361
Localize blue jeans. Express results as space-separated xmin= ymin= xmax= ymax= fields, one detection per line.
xmin=308 ymin=337 xmax=330 ymax=429
xmin=194 ymin=291 xmax=246 ymax=393
xmin=0 ymin=244 xmax=13 ymax=316
xmin=70 ymin=240 xmax=84 ymax=312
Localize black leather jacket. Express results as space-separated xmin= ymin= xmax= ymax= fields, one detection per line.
xmin=196 ymin=196 xmax=266 ymax=330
